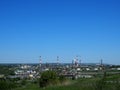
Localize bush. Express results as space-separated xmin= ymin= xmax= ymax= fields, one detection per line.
xmin=94 ymin=72 xmax=107 ymax=90
xmin=39 ymin=70 xmax=58 ymax=87
xmin=21 ymin=79 xmax=27 ymax=86
xmin=0 ymin=80 xmax=16 ymax=90
xmin=59 ymin=75 xmax=66 ymax=83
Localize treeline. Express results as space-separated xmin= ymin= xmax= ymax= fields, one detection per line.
xmin=0 ymin=65 xmax=15 ymax=75
xmin=0 ymin=79 xmax=16 ymax=90
xmin=0 ymin=77 xmax=28 ymax=90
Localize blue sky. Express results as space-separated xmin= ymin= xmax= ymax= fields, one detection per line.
xmin=0 ymin=0 xmax=120 ymax=64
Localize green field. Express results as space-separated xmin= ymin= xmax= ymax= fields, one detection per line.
xmin=1 ymin=73 xmax=120 ymax=90
xmin=15 ymin=74 xmax=120 ymax=90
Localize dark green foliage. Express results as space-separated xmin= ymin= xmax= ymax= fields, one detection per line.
xmin=115 ymin=80 xmax=120 ymax=90
xmin=59 ymin=75 xmax=66 ymax=83
xmin=94 ymin=72 xmax=106 ymax=90
xmin=32 ymin=79 xmax=39 ymax=84
xmin=15 ymin=73 xmax=120 ymax=90
xmin=0 ymin=80 xmax=16 ymax=90
xmin=0 ymin=65 xmax=15 ymax=75
xmin=94 ymin=78 xmax=106 ymax=90
xmin=21 ymin=79 xmax=27 ymax=86
xmin=39 ymin=70 xmax=58 ymax=87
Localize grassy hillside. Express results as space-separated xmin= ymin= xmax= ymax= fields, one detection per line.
xmin=15 ymin=74 xmax=120 ymax=90
xmin=16 ymin=79 xmax=94 ymax=90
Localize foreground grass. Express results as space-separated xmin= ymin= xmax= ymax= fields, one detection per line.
xmin=15 ymin=74 xmax=120 ymax=90
xmin=15 ymin=79 xmax=97 ymax=90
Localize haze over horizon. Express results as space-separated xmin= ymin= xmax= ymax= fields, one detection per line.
xmin=0 ymin=0 xmax=120 ymax=65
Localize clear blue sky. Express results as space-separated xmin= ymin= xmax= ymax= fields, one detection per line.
xmin=0 ymin=0 xmax=120 ymax=64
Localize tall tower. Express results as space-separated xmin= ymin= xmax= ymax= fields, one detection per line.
xmin=39 ymin=56 xmax=42 ymax=68
xmin=75 ymin=56 xmax=79 ymax=67
xmin=100 ymin=59 xmax=104 ymax=71
xmin=100 ymin=59 xmax=103 ymax=66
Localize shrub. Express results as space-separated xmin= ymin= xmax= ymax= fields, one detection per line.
xmin=0 ymin=80 xmax=16 ymax=90
xmin=39 ymin=70 xmax=58 ymax=87
xmin=59 ymin=75 xmax=66 ymax=83
xmin=94 ymin=72 xmax=107 ymax=90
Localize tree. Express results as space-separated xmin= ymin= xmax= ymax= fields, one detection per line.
xmin=94 ymin=72 xmax=107 ymax=90
xmin=0 ymin=80 xmax=16 ymax=90
xmin=39 ymin=70 xmax=58 ymax=87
